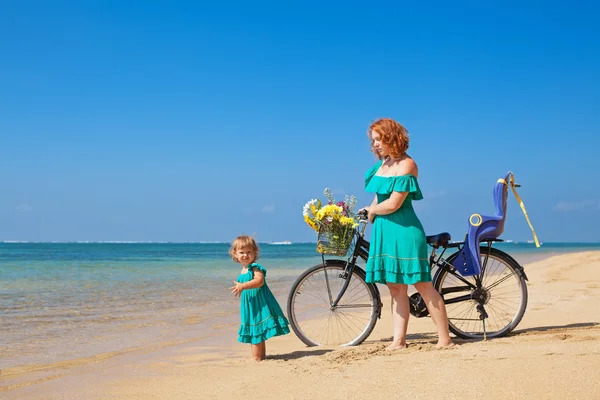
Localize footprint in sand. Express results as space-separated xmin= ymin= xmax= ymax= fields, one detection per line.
xmin=554 ymin=334 xmax=572 ymax=340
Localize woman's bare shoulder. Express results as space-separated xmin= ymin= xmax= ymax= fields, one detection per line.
xmin=395 ymin=156 xmax=418 ymax=177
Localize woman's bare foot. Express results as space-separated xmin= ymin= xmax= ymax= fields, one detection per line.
xmin=386 ymin=341 xmax=407 ymax=351
xmin=435 ymin=339 xmax=455 ymax=349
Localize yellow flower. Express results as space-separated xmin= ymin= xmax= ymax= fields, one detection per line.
xmin=304 ymin=215 xmax=318 ymax=231
xmin=316 ymin=204 xmax=343 ymax=221
xmin=340 ymin=216 xmax=356 ymax=226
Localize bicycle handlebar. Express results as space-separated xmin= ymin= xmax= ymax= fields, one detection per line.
xmin=357 ymin=209 xmax=369 ymax=222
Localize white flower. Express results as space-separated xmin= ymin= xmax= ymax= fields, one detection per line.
xmin=303 ymin=199 xmax=317 ymax=216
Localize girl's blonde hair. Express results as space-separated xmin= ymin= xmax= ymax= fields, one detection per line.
xmin=229 ymin=235 xmax=260 ymax=263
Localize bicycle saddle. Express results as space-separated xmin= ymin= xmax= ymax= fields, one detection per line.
xmin=426 ymin=232 xmax=451 ymax=248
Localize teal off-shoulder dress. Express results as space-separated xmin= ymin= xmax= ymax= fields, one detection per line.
xmin=365 ymin=161 xmax=432 ymax=284
xmin=236 ymin=263 xmax=290 ymax=344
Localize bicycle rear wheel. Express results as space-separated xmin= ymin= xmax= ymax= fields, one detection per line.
xmin=287 ymin=260 xmax=380 ymax=346
xmin=434 ymin=247 xmax=528 ymax=339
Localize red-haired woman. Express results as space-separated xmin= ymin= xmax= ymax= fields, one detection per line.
xmin=361 ymin=118 xmax=454 ymax=350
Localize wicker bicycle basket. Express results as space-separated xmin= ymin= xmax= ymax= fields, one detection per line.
xmin=316 ymin=222 xmax=355 ymax=256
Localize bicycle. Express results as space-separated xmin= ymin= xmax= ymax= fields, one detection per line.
xmin=287 ymin=172 xmax=537 ymax=346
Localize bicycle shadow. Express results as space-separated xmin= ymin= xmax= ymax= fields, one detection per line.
xmin=267 ymin=349 xmax=333 ymax=361
xmin=509 ymin=322 xmax=599 ymax=336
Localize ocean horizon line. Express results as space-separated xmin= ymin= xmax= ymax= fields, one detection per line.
xmin=1 ymin=240 xmax=600 ymax=245
xmin=0 ymin=240 xmax=315 ymax=244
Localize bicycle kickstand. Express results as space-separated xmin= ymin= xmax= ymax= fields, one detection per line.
xmin=476 ymin=303 xmax=488 ymax=341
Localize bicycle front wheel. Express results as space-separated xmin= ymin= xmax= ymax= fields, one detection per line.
xmin=435 ymin=247 xmax=528 ymax=339
xmin=287 ymin=260 xmax=380 ymax=346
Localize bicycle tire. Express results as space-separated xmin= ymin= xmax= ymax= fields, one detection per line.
xmin=287 ymin=260 xmax=380 ymax=346
xmin=434 ymin=247 xmax=528 ymax=339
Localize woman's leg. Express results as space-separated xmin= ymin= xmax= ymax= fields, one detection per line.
xmin=414 ymin=281 xmax=454 ymax=347
xmin=250 ymin=342 xmax=265 ymax=361
xmin=386 ymin=283 xmax=409 ymax=350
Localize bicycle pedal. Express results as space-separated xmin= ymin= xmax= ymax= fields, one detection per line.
xmin=409 ymin=293 xmax=429 ymax=318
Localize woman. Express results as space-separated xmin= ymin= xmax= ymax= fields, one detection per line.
xmin=361 ymin=117 xmax=454 ymax=350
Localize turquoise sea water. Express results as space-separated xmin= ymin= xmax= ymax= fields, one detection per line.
xmin=2 ymin=241 xmax=599 ymax=371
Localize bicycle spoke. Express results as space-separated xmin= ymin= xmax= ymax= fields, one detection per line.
xmin=485 ymin=271 xmax=518 ymax=291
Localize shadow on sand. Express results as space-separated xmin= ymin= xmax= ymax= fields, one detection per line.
xmin=510 ymin=322 xmax=599 ymax=336
xmin=267 ymin=349 xmax=334 ymax=361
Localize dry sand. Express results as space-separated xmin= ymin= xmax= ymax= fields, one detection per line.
xmin=2 ymin=251 xmax=600 ymax=400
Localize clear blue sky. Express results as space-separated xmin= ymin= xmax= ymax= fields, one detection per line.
xmin=1 ymin=1 xmax=599 ymax=243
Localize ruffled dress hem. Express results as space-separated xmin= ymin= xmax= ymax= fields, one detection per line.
xmin=365 ymin=255 xmax=431 ymax=284
xmin=237 ymin=315 xmax=290 ymax=344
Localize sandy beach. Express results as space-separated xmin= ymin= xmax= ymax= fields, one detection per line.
xmin=2 ymin=251 xmax=600 ymax=400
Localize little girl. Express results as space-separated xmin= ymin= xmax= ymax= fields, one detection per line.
xmin=229 ymin=235 xmax=290 ymax=361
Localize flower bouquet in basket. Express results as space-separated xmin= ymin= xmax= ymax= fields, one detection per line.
xmin=303 ymin=188 xmax=359 ymax=256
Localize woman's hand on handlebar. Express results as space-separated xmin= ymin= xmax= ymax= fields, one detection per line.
xmin=358 ymin=207 xmax=375 ymax=224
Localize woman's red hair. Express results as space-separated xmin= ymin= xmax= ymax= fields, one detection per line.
xmin=368 ymin=118 xmax=410 ymax=159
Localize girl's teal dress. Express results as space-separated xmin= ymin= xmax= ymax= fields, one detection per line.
xmin=236 ymin=263 xmax=290 ymax=344
xmin=365 ymin=161 xmax=432 ymax=284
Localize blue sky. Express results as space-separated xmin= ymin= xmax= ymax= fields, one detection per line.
xmin=1 ymin=1 xmax=599 ymax=243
